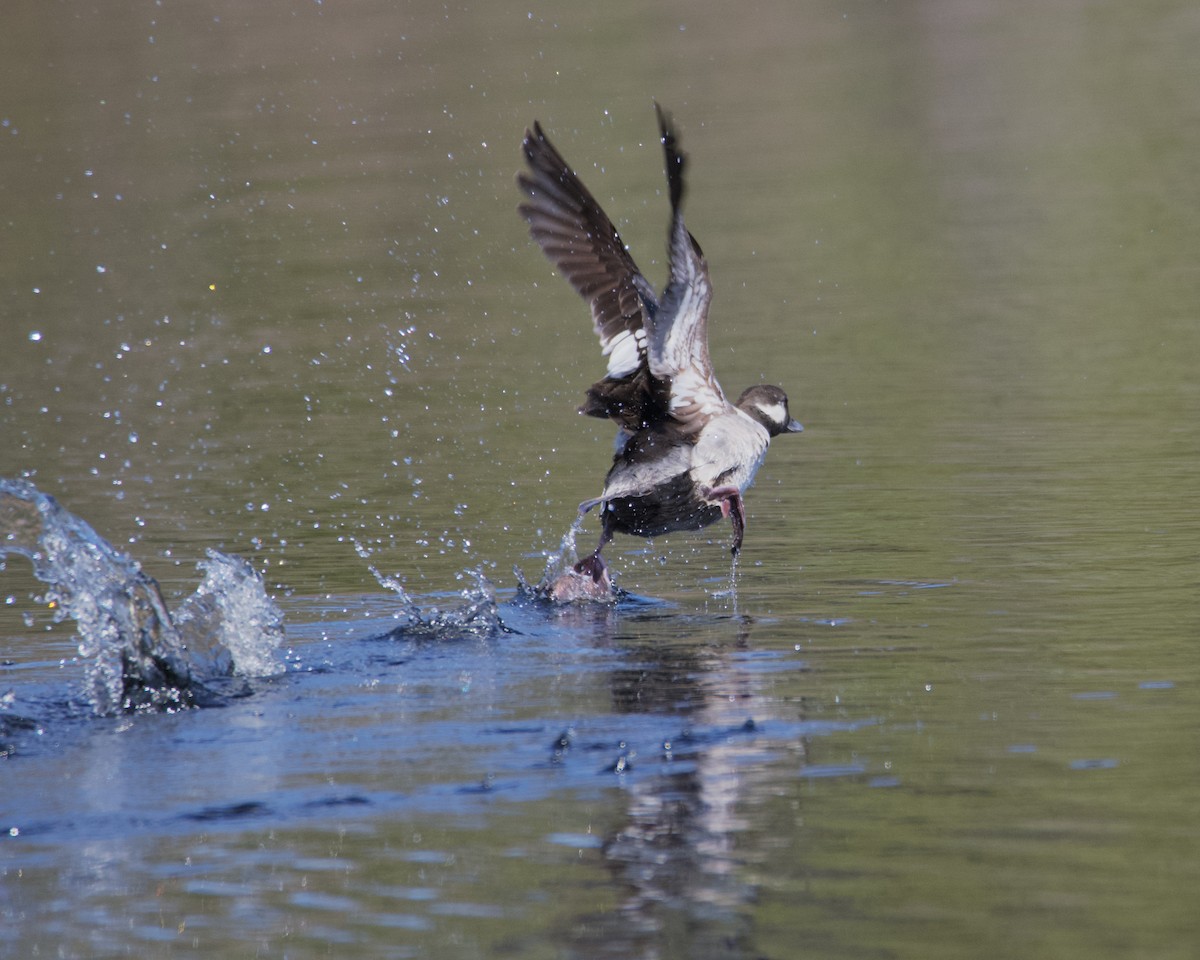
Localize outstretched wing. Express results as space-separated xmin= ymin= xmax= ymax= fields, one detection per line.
xmin=517 ymin=122 xmax=658 ymax=383
xmin=646 ymin=105 xmax=728 ymax=437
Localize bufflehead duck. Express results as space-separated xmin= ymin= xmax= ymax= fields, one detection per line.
xmin=517 ymin=105 xmax=802 ymax=583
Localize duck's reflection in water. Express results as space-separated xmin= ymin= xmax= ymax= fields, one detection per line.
xmin=569 ymin=617 xmax=804 ymax=958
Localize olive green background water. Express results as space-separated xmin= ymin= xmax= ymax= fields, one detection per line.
xmin=2 ymin=1 xmax=1199 ymax=958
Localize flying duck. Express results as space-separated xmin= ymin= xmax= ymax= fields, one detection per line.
xmin=517 ymin=105 xmax=802 ymax=583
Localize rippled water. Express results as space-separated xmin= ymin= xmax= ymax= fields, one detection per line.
xmin=3 ymin=2 xmax=1200 ymax=958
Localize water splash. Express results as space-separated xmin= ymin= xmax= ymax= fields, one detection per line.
xmin=415 ymin=570 xmax=510 ymax=640
xmin=354 ymin=539 xmax=509 ymax=640
xmin=1 ymin=478 xmax=283 ymax=715
xmin=706 ymin=551 xmax=742 ymax=616
xmin=353 ymin=538 xmax=422 ymax=620
xmin=173 ymin=550 xmax=284 ymax=678
xmin=513 ymin=512 xmax=618 ymax=605
xmin=538 ymin=511 xmax=587 ymax=586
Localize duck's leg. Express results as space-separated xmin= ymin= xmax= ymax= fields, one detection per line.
xmin=573 ymin=504 xmax=613 ymax=582
xmin=701 ymin=484 xmax=747 ymax=556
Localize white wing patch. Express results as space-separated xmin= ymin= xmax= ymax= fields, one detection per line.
xmin=603 ymin=327 xmax=647 ymax=378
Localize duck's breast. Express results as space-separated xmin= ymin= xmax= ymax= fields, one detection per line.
xmin=688 ymin=410 xmax=770 ymax=491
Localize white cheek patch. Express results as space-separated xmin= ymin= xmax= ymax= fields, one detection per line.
xmin=755 ymin=401 xmax=788 ymax=427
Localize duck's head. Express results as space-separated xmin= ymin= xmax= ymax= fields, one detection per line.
xmin=736 ymin=384 xmax=804 ymax=438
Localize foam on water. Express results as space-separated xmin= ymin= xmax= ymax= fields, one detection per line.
xmin=0 ymin=478 xmax=284 ymax=715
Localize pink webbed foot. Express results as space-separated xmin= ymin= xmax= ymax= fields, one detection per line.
xmin=545 ymin=514 xmax=613 ymax=601
xmin=572 ymin=521 xmax=613 ymax=583
xmin=550 ymin=558 xmax=614 ymax=603
xmin=573 ymin=552 xmax=609 ymax=583
xmin=701 ymin=484 xmax=747 ymax=556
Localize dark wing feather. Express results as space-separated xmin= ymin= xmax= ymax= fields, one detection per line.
xmin=517 ymin=123 xmax=657 ymax=387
